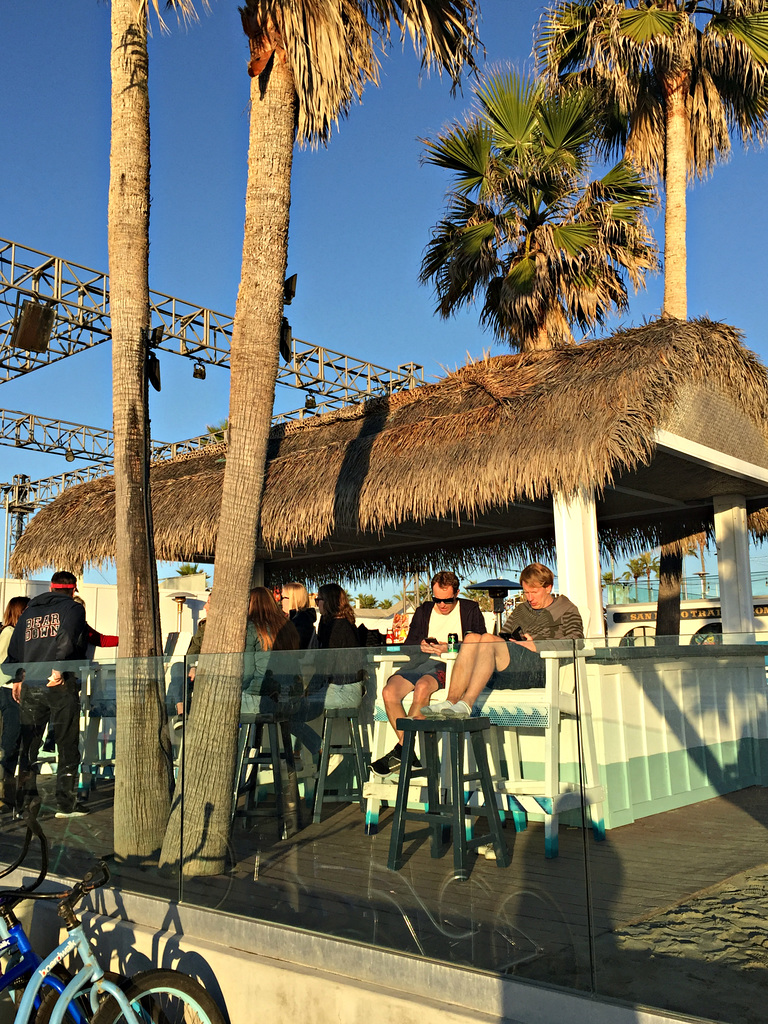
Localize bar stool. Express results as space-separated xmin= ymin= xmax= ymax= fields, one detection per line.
xmin=387 ymin=717 xmax=510 ymax=881
xmin=312 ymin=708 xmax=369 ymax=823
xmin=234 ymin=714 xmax=301 ymax=839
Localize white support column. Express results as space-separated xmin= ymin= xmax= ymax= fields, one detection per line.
xmin=713 ymin=494 xmax=754 ymax=639
xmin=553 ymin=488 xmax=604 ymax=638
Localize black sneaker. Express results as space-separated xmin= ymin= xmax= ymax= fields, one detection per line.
xmin=370 ymin=746 xmax=402 ymax=777
xmin=370 ymin=746 xmax=422 ymax=777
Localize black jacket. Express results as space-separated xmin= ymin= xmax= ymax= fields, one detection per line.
xmin=289 ymin=607 xmax=317 ymax=650
xmin=5 ymin=591 xmax=88 ymax=684
xmin=404 ymin=599 xmax=486 ymax=645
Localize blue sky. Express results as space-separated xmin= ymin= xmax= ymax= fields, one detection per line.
xmin=3 ymin=0 xmax=768 ymax=591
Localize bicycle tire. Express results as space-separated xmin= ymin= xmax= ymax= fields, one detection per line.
xmin=89 ymin=969 xmax=226 ymax=1024
xmin=32 ymin=970 xmax=127 ymax=1024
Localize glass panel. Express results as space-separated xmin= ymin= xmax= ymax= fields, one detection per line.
xmin=175 ymin=640 xmax=593 ymax=987
xmin=0 ymin=639 xmax=597 ymax=996
xmin=583 ymin=632 xmax=768 ymax=1023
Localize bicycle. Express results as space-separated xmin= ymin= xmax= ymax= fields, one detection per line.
xmin=0 ymin=818 xmax=227 ymax=1024
xmin=0 ymin=814 xmax=104 ymax=1023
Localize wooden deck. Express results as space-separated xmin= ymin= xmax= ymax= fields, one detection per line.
xmin=3 ymin=781 xmax=768 ymax=1023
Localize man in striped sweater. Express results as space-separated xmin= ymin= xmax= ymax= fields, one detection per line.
xmin=422 ymin=563 xmax=583 ymax=718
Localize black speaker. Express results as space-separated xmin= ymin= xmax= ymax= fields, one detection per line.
xmin=11 ymin=301 xmax=55 ymax=352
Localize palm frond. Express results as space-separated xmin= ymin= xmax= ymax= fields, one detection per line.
xmin=240 ymin=0 xmax=480 ymax=145
xmin=421 ymin=65 xmax=658 ymax=350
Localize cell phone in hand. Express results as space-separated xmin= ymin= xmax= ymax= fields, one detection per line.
xmin=425 ymin=637 xmax=439 ymax=645
xmin=509 ymin=625 xmax=525 ymax=641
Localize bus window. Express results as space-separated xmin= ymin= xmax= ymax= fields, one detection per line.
xmin=690 ymin=623 xmax=722 ymax=645
xmin=620 ymin=626 xmax=656 ymax=647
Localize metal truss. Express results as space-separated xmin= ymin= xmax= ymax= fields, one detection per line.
xmin=0 ymin=408 xmax=220 ymax=465
xmin=0 ymin=238 xmax=423 ymax=404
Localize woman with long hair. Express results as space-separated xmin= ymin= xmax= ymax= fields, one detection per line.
xmin=315 ymin=583 xmax=365 ymax=709
xmin=279 ymin=582 xmax=317 ymax=649
xmin=0 ymin=596 xmax=29 ymax=812
xmin=242 ymin=586 xmax=300 ymax=718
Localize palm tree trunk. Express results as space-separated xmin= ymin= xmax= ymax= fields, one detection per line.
xmin=662 ymin=73 xmax=688 ymax=319
xmin=656 ymin=546 xmax=682 ymax=639
xmin=109 ymin=0 xmax=173 ymax=860
xmin=159 ymin=55 xmax=296 ymax=875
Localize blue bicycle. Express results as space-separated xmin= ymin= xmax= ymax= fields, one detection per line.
xmin=0 ymin=818 xmax=226 ymax=1024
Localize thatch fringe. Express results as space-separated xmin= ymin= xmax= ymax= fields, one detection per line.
xmin=11 ymin=318 xmax=768 ymax=578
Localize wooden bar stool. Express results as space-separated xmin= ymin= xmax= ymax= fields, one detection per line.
xmin=234 ymin=714 xmax=301 ymax=839
xmin=312 ymin=707 xmax=369 ymax=823
xmin=387 ymin=717 xmax=510 ymax=881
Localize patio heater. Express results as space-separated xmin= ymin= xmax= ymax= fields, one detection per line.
xmin=166 ymin=591 xmax=198 ymax=633
xmin=466 ymin=577 xmax=522 ymax=633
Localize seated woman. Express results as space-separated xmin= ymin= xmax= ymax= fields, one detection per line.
xmin=315 ymin=583 xmax=366 ymax=710
xmin=280 ymin=582 xmax=317 ymax=649
xmin=241 ymin=587 xmax=301 ymax=719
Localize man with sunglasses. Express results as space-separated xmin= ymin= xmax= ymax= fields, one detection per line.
xmin=370 ymin=570 xmax=486 ymax=776
xmin=422 ymin=563 xmax=583 ymax=719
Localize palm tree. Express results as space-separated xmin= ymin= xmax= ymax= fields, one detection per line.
xmin=203 ymin=418 xmax=229 ymax=444
xmin=109 ymin=0 xmax=198 ymax=859
xmin=537 ymin=0 xmax=768 ymax=320
xmin=420 ymin=71 xmax=657 ymax=349
xmin=625 ymin=555 xmax=647 ymax=600
xmin=540 ymin=2 xmax=768 ymax=636
xmin=160 ymin=0 xmax=481 ymax=876
xmin=627 ymin=552 xmax=660 ymax=600
xmin=176 ymin=563 xmax=201 ymax=576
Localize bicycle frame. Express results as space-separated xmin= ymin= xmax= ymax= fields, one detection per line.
xmin=12 ymin=921 xmax=139 ymax=1024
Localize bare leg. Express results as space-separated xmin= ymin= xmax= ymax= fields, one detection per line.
xmin=409 ymin=675 xmax=441 ymax=723
xmin=382 ymin=674 xmax=415 ymax=745
xmin=383 ymin=672 xmax=441 ymax=744
xmin=445 ymin=634 xmax=510 ymax=708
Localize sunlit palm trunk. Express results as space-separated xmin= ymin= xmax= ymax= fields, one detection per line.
xmin=109 ymin=0 xmax=173 ymax=858
xmin=656 ymin=72 xmax=689 ymax=636
xmin=159 ymin=56 xmax=296 ymax=875
xmin=662 ymin=76 xmax=688 ymax=320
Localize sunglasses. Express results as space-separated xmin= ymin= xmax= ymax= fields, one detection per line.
xmin=432 ymin=595 xmax=457 ymax=605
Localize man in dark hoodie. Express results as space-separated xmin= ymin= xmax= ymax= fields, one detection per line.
xmin=5 ymin=571 xmax=88 ymax=817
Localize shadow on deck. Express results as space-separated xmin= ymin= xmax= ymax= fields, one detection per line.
xmin=3 ymin=779 xmax=768 ymax=1024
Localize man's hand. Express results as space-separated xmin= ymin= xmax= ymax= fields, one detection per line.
xmin=188 ymin=666 xmax=196 ymax=684
xmin=11 ymin=682 xmax=21 ymax=704
xmin=46 ymin=670 xmax=63 ymax=687
xmin=420 ymin=640 xmax=447 ymax=654
xmin=510 ymin=633 xmax=536 ymax=652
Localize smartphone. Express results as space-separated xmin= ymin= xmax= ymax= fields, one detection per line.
xmin=509 ymin=625 xmax=525 ymax=642
xmin=425 ymin=637 xmax=439 ymax=645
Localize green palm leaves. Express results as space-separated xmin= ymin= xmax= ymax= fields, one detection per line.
xmin=539 ymin=0 xmax=768 ymax=181
xmin=239 ymin=0 xmax=480 ymax=145
xmin=420 ymin=71 xmax=657 ymax=350
xmin=538 ymin=0 xmax=768 ymax=318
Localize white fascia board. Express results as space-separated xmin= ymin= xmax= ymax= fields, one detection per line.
xmin=654 ymin=429 xmax=768 ymax=487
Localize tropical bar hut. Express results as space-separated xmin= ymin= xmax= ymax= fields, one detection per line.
xmin=12 ymin=317 xmax=768 ymax=828
xmin=12 ymin=318 xmax=768 ymax=641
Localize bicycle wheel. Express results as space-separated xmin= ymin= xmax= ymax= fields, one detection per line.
xmin=32 ymin=970 xmax=127 ymax=1024
xmin=90 ymin=969 xmax=226 ymax=1024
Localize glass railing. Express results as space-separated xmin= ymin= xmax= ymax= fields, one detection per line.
xmin=2 ymin=636 xmax=767 ymax=1022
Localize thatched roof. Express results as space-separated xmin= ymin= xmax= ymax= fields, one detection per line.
xmin=12 ymin=318 xmax=768 ymax=583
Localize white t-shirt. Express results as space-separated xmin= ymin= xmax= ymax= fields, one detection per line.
xmin=427 ymin=602 xmax=462 ymax=644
